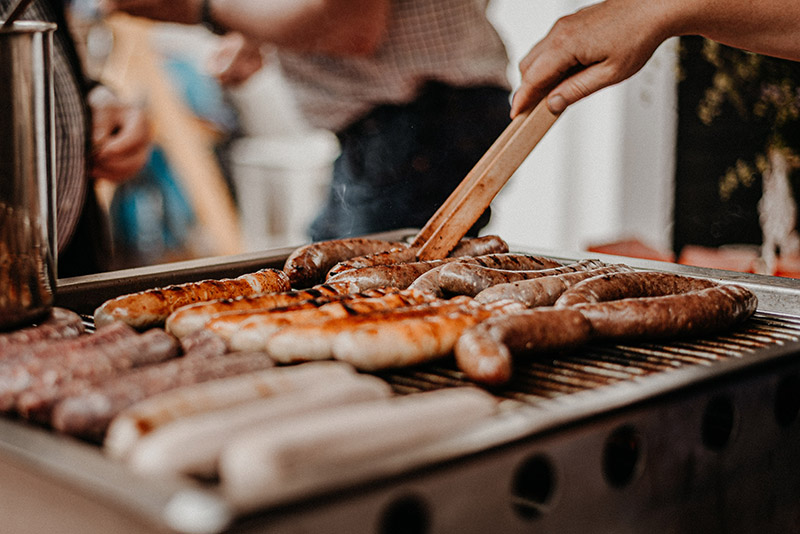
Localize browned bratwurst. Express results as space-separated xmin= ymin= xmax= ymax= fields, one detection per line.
xmin=455 ymin=271 xmax=758 ymax=385
xmin=328 ymin=253 xmax=563 ymax=293
xmin=455 ymin=308 xmax=592 ymax=385
xmin=325 ymin=235 xmax=509 ymax=278
xmin=51 ymin=351 xmax=276 ymax=441
xmin=219 ymin=289 xmax=438 ymax=352
xmin=94 ymin=268 xmax=291 ymax=330
xmin=572 ymin=284 xmax=758 ymax=339
xmin=474 ymin=264 xmax=632 ymax=307
xmin=164 ymin=281 xmax=360 ymax=339
xmin=411 ymin=259 xmax=603 ymax=298
xmin=553 ymin=271 xmax=718 ymax=307
xmin=0 ymin=308 xmax=84 ymax=349
xmin=1 ymin=326 xmax=179 ymax=414
xmin=283 ymin=237 xmax=401 ymax=288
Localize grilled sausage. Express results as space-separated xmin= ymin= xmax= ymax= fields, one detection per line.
xmin=164 ymin=282 xmax=360 ymax=339
xmin=219 ymin=387 xmax=497 ymax=510
xmin=51 ymin=351 xmax=275 ymax=441
xmin=411 ymin=259 xmax=604 ymax=298
xmin=330 ymin=300 xmax=525 ymax=371
xmin=264 ymin=297 xmax=524 ymax=368
xmin=475 ymin=265 xmax=632 ymax=307
xmin=179 ymin=329 xmax=229 ymax=359
xmin=0 ymin=307 xmax=84 ymax=349
xmin=94 ymin=268 xmax=291 ymax=330
xmin=328 ymin=254 xmax=563 ymax=293
xmin=124 ymin=374 xmax=392 ymax=478
xmin=553 ymin=271 xmax=718 ymax=307
xmin=325 ymin=260 xmax=454 ymax=292
xmin=262 ymin=297 xmax=474 ymax=364
xmin=193 ymin=288 xmax=404 ymax=343
xmin=223 ymin=289 xmax=438 ymax=352
xmin=4 ymin=327 xmax=180 ymax=415
xmin=104 ymin=361 xmax=362 ymax=461
xmin=0 ymin=320 xmax=136 ymax=371
xmin=325 ymin=235 xmax=509 ymax=278
xmin=454 ymin=308 xmax=592 ymax=385
xmin=283 ymin=237 xmax=401 ymax=288
xmin=574 ymin=284 xmax=758 ymax=339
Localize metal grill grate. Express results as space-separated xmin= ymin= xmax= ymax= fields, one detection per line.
xmin=380 ymin=312 xmax=800 ymax=404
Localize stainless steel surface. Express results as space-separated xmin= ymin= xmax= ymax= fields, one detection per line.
xmin=0 ymin=21 xmax=56 ymax=329
xmin=5 ymin=238 xmax=800 ymax=532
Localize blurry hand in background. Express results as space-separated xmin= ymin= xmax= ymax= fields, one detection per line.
xmin=88 ymin=85 xmax=152 ymax=183
xmin=207 ymin=32 xmax=265 ymax=88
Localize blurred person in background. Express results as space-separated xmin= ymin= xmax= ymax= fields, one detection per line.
xmin=102 ymin=0 xmax=511 ymax=242
xmin=1 ymin=0 xmax=151 ymax=277
xmin=510 ymin=0 xmax=800 ymax=117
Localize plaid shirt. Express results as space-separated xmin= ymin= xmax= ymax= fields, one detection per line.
xmin=277 ymin=0 xmax=510 ymax=132
xmin=4 ymin=0 xmax=90 ymax=253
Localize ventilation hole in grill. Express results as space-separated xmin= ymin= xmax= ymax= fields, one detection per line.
xmin=510 ymin=454 xmax=556 ymax=520
xmin=701 ymin=395 xmax=736 ymax=451
xmin=602 ymin=425 xmax=642 ymax=489
xmin=774 ymin=374 xmax=800 ymax=427
xmin=378 ymin=494 xmax=431 ymax=534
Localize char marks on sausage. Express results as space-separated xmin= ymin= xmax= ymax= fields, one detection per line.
xmin=411 ymin=259 xmax=603 ymax=298
xmin=0 ymin=308 xmax=84 ymax=350
xmin=283 ymin=238 xmax=401 ymax=288
xmin=325 ymin=235 xmax=509 ymax=278
xmin=2 ymin=326 xmax=180 ymax=415
xmin=573 ymin=284 xmax=758 ymax=339
xmin=223 ymin=289 xmax=437 ymax=352
xmin=455 ymin=308 xmax=592 ymax=385
xmin=554 ymin=271 xmax=718 ymax=307
xmin=94 ymin=268 xmax=291 ymax=330
xmin=51 ymin=351 xmax=275 ymax=441
xmin=475 ymin=264 xmax=632 ymax=307
xmin=165 ymin=282 xmax=361 ymax=339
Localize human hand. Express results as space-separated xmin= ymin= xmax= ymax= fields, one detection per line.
xmin=88 ymin=86 xmax=152 ymax=183
xmin=99 ymin=0 xmax=202 ymax=25
xmin=207 ymin=33 xmax=265 ymax=87
xmin=510 ymin=0 xmax=668 ymax=117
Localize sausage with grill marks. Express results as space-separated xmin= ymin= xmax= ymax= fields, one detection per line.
xmin=191 ymin=288 xmax=404 ymax=345
xmin=573 ymin=284 xmax=758 ymax=339
xmin=265 ymin=297 xmax=524 ymax=367
xmin=454 ymin=308 xmax=592 ymax=385
xmin=327 ymin=254 xmax=562 ymax=293
xmin=553 ymin=271 xmax=718 ymax=307
xmin=51 ymin=351 xmax=275 ymax=441
xmin=283 ymin=237 xmax=401 ymax=288
xmin=164 ymin=281 xmax=360 ymax=339
xmin=0 ymin=308 xmax=84 ymax=350
xmin=475 ymin=265 xmax=632 ymax=307
xmin=331 ymin=299 xmax=525 ymax=371
xmin=411 ymin=259 xmax=604 ymax=298
xmin=3 ymin=327 xmax=180 ymax=414
xmin=223 ymin=289 xmax=438 ymax=352
xmin=94 ymin=268 xmax=291 ymax=330
xmin=0 ymin=321 xmax=138 ymax=372
xmin=325 ymin=235 xmax=509 ymax=278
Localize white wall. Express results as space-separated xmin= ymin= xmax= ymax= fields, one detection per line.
xmin=485 ymin=0 xmax=678 ymax=253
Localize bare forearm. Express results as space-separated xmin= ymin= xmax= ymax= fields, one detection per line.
xmin=512 ymin=0 xmax=800 ymax=116
xmin=662 ymin=0 xmax=800 ymax=61
xmin=206 ymin=0 xmax=388 ymax=55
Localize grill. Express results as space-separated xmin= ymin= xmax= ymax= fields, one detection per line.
xmin=3 ymin=233 xmax=800 ymax=534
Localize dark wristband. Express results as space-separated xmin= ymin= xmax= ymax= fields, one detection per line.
xmin=200 ymin=0 xmax=225 ymax=35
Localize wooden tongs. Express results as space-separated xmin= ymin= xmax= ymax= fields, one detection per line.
xmin=411 ymin=100 xmax=560 ymax=260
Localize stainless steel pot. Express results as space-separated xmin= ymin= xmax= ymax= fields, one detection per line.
xmin=0 ymin=21 xmax=57 ymax=330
